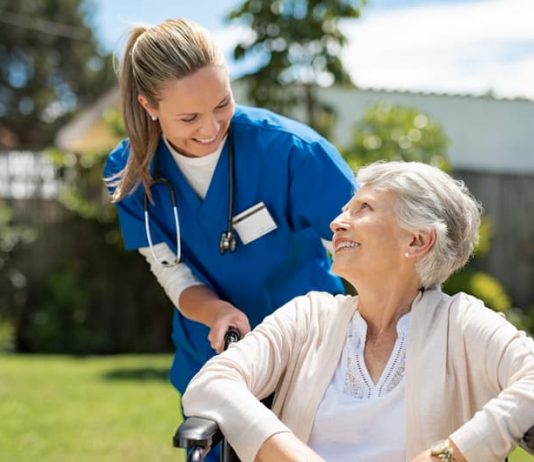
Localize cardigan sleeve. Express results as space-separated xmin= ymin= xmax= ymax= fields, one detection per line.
xmin=449 ymin=295 xmax=534 ymax=462
xmin=181 ymin=294 xmax=313 ymax=462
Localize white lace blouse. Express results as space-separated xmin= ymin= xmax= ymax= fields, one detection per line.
xmin=308 ymin=310 xmax=410 ymax=462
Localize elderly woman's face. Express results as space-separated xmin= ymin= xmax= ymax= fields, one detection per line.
xmin=330 ymin=185 xmax=413 ymax=283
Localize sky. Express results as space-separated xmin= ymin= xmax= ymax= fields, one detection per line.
xmin=88 ymin=0 xmax=534 ymax=100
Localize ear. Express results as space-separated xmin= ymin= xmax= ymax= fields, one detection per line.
xmin=137 ymin=94 xmax=156 ymax=118
xmin=405 ymin=228 xmax=436 ymax=259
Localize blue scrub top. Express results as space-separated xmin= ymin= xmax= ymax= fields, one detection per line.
xmin=105 ymin=105 xmax=355 ymax=393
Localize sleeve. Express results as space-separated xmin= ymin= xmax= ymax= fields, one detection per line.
xmin=449 ymin=298 xmax=534 ymax=461
xmin=103 ymin=140 xmax=158 ymax=250
xmin=138 ymin=243 xmax=203 ymax=308
xmin=287 ymin=137 xmax=355 ymax=240
xmin=182 ymin=296 xmax=311 ymax=462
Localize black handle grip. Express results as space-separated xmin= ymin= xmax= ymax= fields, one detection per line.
xmin=223 ymin=328 xmax=241 ymax=350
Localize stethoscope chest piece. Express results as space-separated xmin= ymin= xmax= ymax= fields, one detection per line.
xmin=219 ymin=231 xmax=237 ymax=255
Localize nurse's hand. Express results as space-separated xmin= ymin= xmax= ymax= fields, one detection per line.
xmin=178 ymin=285 xmax=251 ymax=353
xmin=208 ymin=302 xmax=251 ymax=353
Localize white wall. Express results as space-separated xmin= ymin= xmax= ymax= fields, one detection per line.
xmin=234 ymin=83 xmax=534 ymax=174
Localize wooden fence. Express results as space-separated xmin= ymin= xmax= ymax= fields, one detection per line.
xmin=455 ymin=169 xmax=534 ymax=309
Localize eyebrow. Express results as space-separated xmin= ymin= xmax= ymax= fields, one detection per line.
xmin=343 ymin=195 xmax=374 ymax=212
xmin=175 ymin=93 xmax=231 ymax=117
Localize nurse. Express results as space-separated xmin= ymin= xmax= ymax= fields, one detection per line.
xmin=104 ymin=18 xmax=354 ymax=404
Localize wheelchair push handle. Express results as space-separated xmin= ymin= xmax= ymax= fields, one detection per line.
xmin=223 ymin=328 xmax=241 ymax=350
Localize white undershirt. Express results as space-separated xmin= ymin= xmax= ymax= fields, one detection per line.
xmin=163 ymin=136 xmax=225 ymax=199
xmin=308 ymin=311 xmax=410 ymax=462
xmin=139 ymin=135 xmax=333 ymax=308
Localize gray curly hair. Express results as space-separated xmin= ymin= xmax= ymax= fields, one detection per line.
xmin=356 ymin=161 xmax=483 ymax=288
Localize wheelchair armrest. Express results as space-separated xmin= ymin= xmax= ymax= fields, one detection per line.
xmin=173 ymin=416 xmax=223 ymax=451
xmin=520 ymin=424 xmax=534 ymax=455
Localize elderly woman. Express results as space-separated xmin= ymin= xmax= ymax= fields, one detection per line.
xmin=182 ymin=161 xmax=534 ymax=462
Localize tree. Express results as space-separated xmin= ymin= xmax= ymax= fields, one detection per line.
xmin=227 ymin=0 xmax=364 ymax=136
xmin=342 ymin=101 xmax=451 ymax=171
xmin=0 ymin=0 xmax=115 ymax=147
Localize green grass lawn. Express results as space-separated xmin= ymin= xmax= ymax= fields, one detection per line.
xmin=0 ymin=354 xmax=532 ymax=462
xmin=0 ymin=354 xmax=184 ymax=462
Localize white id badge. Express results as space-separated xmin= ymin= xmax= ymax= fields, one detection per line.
xmin=232 ymin=202 xmax=278 ymax=245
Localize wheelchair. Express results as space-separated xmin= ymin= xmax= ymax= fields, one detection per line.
xmin=173 ymin=328 xmax=272 ymax=462
xmin=173 ymin=330 xmax=534 ymax=462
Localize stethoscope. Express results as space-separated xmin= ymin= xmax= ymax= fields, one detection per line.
xmin=143 ymin=130 xmax=237 ymax=267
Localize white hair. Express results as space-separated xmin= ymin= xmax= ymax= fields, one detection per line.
xmin=356 ymin=161 xmax=483 ymax=288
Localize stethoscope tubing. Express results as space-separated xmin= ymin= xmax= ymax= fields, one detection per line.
xmin=144 ymin=178 xmax=181 ymax=266
xmin=143 ymin=129 xmax=236 ymax=267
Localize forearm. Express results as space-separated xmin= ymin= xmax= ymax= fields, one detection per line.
xmin=448 ymin=438 xmax=467 ymax=462
xmin=180 ymin=285 xmax=251 ymax=352
xmin=138 ymin=244 xmax=202 ymax=307
xmin=255 ymin=432 xmax=325 ymax=462
xmin=179 ymin=284 xmax=232 ymax=326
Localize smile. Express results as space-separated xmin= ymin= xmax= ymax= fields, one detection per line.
xmin=335 ymin=240 xmax=360 ymax=252
xmin=193 ymin=134 xmax=218 ymax=144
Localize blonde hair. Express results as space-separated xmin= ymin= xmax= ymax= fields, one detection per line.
xmin=356 ymin=161 xmax=483 ymax=288
xmin=108 ymin=19 xmax=226 ymax=202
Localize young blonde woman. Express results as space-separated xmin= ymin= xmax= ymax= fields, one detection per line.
xmin=103 ymin=19 xmax=354 ymax=457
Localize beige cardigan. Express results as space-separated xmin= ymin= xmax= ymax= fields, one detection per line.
xmin=182 ymin=289 xmax=534 ymax=462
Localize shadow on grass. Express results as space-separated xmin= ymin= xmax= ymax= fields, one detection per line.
xmin=103 ymin=367 xmax=169 ymax=381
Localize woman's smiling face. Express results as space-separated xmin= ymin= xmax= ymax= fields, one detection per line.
xmin=139 ymin=64 xmax=235 ymax=157
xmin=330 ymin=185 xmax=413 ymax=284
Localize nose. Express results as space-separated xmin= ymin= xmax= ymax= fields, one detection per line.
xmin=330 ymin=210 xmax=348 ymax=234
xmin=199 ymin=114 xmax=220 ymax=138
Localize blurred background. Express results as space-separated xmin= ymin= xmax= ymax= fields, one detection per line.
xmin=1 ymin=0 xmax=533 ymax=461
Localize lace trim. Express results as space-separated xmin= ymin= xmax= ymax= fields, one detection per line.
xmin=343 ymin=315 xmax=407 ymax=400
xmin=379 ymin=335 xmax=406 ymax=396
xmin=344 ymin=336 xmax=372 ymax=399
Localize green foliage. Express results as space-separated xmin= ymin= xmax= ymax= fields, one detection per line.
xmin=444 ymin=270 xmax=511 ymax=312
xmin=25 ymin=264 xmax=107 ymax=354
xmin=44 ymin=105 xmax=126 ymax=224
xmin=45 ymin=146 xmax=117 ymax=223
xmin=0 ymin=0 xmax=116 ymax=146
xmin=342 ymin=102 xmax=451 ymax=171
xmin=0 ymin=201 xmax=37 ymax=253
xmin=0 ymin=200 xmax=36 ymax=351
xmin=228 ymin=0 xmax=364 ymax=135
xmin=0 ymin=315 xmax=15 ymax=352
xmin=473 ymin=216 xmax=492 ymax=257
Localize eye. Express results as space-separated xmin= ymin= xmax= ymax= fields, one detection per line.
xmin=361 ymin=202 xmax=370 ymax=210
xmin=180 ymin=114 xmax=197 ymax=123
xmin=215 ymin=99 xmax=230 ymax=110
